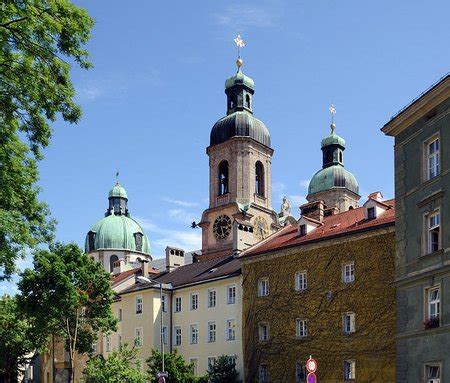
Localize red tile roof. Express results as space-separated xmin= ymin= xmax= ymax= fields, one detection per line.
xmin=112 ymin=266 xmax=159 ymax=285
xmin=241 ymin=199 xmax=395 ymax=258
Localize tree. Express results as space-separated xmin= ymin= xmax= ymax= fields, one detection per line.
xmin=207 ymin=355 xmax=240 ymax=383
xmin=146 ymin=349 xmax=197 ymax=383
xmin=0 ymin=0 xmax=94 ymax=280
xmin=0 ymin=295 xmax=38 ymax=383
xmin=84 ymin=344 xmax=148 ymax=383
xmin=18 ymin=243 xmax=117 ymax=383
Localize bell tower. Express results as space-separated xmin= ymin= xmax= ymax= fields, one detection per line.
xmin=199 ymin=37 xmax=280 ymax=258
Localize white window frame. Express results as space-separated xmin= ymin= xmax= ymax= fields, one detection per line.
xmin=227 ymin=285 xmax=236 ymax=304
xmin=343 ymin=312 xmax=356 ymax=334
xmin=105 ymin=335 xmax=111 ymax=352
xmin=424 ymin=363 xmax=441 ymax=383
xmin=343 ymin=360 xmax=355 ymax=380
xmin=427 ymin=286 xmax=440 ymax=320
xmin=259 ymin=322 xmax=270 ymax=342
xmin=25 ymin=366 xmax=33 ymax=380
xmin=208 ymin=289 xmax=217 ymax=308
xmin=425 ymin=209 xmax=441 ymax=254
xmin=226 ymin=319 xmax=236 ymax=341
xmin=259 ymin=364 xmax=269 ymax=383
xmin=135 ymin=295 xmax=143 ymax=314
xmin=425 ymin=135 xmax=440 ymax=181
xmin=161 ymin=294 xmax=167 ymax=312
xmin=162 ymin=326 xmax=168 ymax=345
xmin=296 ymin=318 xmax=307 ymax=338
xmin=207 ymin=357 xmax=217 ymax=371
xmin=174 ymin=296 xmax=182 ymax=313
xmin=208 ymin=321 xmax=216 ymax=342
xmin=174 ymin=326 xmax=182 ymax=346
xmin=190 ymin=292 xmax=198 ymax=311
xmin=342 ymin=262 xmax=355 ymax=283
xmin=190 ymin=324 xmax=198 ymax=344
xmin=258 ymin=278 xmax=269 ymax=297
xmin=190 ymin=358 xmax=198 ymax=375
xmin=134 ymin=327 xmax=143 ymax=347
xmin=295 ymin=271 xmax=307 ymax=291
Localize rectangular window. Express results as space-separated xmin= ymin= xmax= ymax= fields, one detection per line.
xmin=175 ymin=296 xmax=182 ymax=313
xmin=258 ymin=278 xmax=269 ymax=297
xmin=259 ymin=323 xmax=270 ymax=341
xmin=295 ymin=271 xmax=307 ymax=291
xmin=162 ymin=326 xmax=168 ymax=345
xmin=367 ymin=206 xmax=376 ymax=219
xmin=427 ymin=286 xmax=440 ymax=328
xmin=190 ymin=293 xmax=198 ymax=310
xmin=426 ymin=137 xmax=440 ymax=180
xmin=135 ymin=296 xmax=143 ymax=314
xmin=161 ymin=295 xmax=167 ymax=312
xmin=343 ymin=312 xmax=356 ymax=334
xmin=296 ymin=362 xmax=307 ymax=382
xmin=343 ymin=262 xmax=355 ymax=283
xmin=259 ymin=364 xmax=269 ymax=383
xmin=226 ymin=319 xmax=236 ymax=340
xmin=118 ymin=308 xmax=122 ymax=322
xmin=207 ymin=357 xmax=217 ymax=371
xmin=227 ymin=285 xmax=236 ymax=304
xmin=426 ymin=210 xmax=441 ymax=254
xmin=174 ymin=326 xmax=182 ymax=346
xmin=105 ymin=335 xmax=111 ymax=352
xmin=208 ymin=321 xmax=216 ymax=342
xmin=343 ymin=360 xmax=355 ymax=380
xmin=296 ymin=319 xmax=307 ymax=338
xmin=208 ymin=289 xmax=216 ymax=308
xmin=228 ymin=355 xmax=237 ymax=366
xmin=425 ymin=364 xmax=440 ymax=383
xmin=190 ymin=324 xmax=198 ymax=344
xmin=299 ymin=224 xmax=307 ymax=236
xmin=134 ymin=328 xmax=143 ymax=347
xmin=190 ymin=358 xmax=198 ymax=375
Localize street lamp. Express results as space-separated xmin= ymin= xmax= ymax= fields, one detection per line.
xmin=136 ymin=276 xmax=172 ymax=375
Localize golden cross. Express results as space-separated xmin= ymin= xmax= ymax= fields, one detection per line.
xmin=329 ymin=104 xmax=336 ymax=129
xmin=234 ymin=35 xmax=245 ymax=58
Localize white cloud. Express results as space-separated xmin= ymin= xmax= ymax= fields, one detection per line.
xmin=76 ymin=84 xmax=103 ymax=101
xmin=213 ymin=4 xmax=281 ymax=29
xmin=288 ymin=194 xmax=306 ymax=207
xmin=299 ymin=179 xmax=310 ymax=189
xmin=167 ymin=209 xmax=198 ymax=225
xmin=162 ymin=197 xmax=199 ymax=208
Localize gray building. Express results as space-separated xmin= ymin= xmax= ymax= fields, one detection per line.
xmin=382 ymin=74 xmax=450 ymax=383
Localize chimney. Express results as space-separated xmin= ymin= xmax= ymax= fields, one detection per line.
xmin=165 ymin=246 xmax=185 ymax=272
xmin=112 ymin=259 xmax=125 ymax=275
xmin=140 ymin=259 xmax=149 ymax=277
xmin=300 ymin=200 xmax=325 ymax=222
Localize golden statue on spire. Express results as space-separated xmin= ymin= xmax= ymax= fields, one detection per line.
xmin=234 ymin=34 xmax=245 ymax=69
xmin=329 ymin=104 xmax=336 ymax=132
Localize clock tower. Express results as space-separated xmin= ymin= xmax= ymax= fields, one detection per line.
xmin=199 ymin=54 xmax=281 ymax=258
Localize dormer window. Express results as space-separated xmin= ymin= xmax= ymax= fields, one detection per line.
xmin=299 ymin=224 xmax=307 ymax=236
xmin=367 ymin=207 xmax=376 ymax=220
xmin=134 ymin=232 xmax=143 ymax=252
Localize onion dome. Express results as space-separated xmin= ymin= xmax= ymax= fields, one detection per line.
xmin=210 ymin=59 xmax=271 ymax=148
xmin=85 ymin=183 xmax=150 ymax=255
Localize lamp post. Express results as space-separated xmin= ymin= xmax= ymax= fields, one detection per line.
xmin=137 ymin=276 xmax=172 ymax=375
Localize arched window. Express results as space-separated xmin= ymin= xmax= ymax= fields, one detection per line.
xmin=109 ymin=254 xmax=119 ymax=273
xmin=255 ymin=161 xmax=265 ymax=196
xmin=88 ymin=231 xmax=96 ymax=252
xmin=218 ymin=161 xmax=229 ymax=195
xmin=134 ymin=232 xmax=143 ymax=252
xmin=245 ymin=94 xmax=251 ymax=109
xmin=339 ymin=151 xmax=343 ymax=163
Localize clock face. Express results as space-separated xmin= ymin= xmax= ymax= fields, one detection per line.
xmin=213 ymin=215 xmax=232 ymax=240
xmin=254 ymin=216 xmax=269 ymax=240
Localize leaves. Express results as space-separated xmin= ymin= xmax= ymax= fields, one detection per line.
xmin=146 ymin=349 xmax=198 ymax=383
xmin=0 ymin=0 xmax=94 ymax=280
xmin=207 ymin=355 xmax=240 ymax=383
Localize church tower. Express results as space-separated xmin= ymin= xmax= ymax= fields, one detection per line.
xmin=199 ymin=50 xmax=280 ymax=257
xmin=307 ymin=107 xmax=360 ymax=213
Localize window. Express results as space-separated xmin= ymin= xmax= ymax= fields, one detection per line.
xmin=255 ymin=161 xmax=265 ymax=196
xmin=162 ymin=326 xmax=168 ymax=345
xmin=425 ymin=364 xmax=440 ymax=383
xmin=190 ymin=293 xmax=198 ymax=310
xmin=105 ymin=335 xmax=111 ymax=352
xmin=175 ymin=296 xmax=182 ymax=312
xmin=426 ymin=210 xmax=441 ymax=254
xmin=295 ymin=271 xmax=307 ymax=291
xmin=190 ymin=358 xmax=198 ymax=375
xmin=299 ymin=224 xmax=307 ymax=236
xmin=258 ymin=278 xmax=269 ymax=297
xmin=88 ymin=231 xmax=96 ymax=251
xmin=367 ymin=207 xmax=376 ymax=219
xmin=296 ymin=362 xmax=307 ymax=382
xmin=228 ymin=355 xmax=237 ymax=366
xmin=118 ymin=308 xmax=122 ymax=322
xmin=174 ymin=326 xmax=182 ymax=346
xmin=246 ymin=94 xmax=251 ymax=109
xmin=343 ymin=262 xmax=355 ymax=283
xmin=190 ymin=324 xmax=198 ymax=344
xmin=259 ymin=323 xmax=270 ymax=341
xmin=259 ymin=364 xmax=269 ymax=383
xmin=427 ymin=286 xmax=440 ymax=326
xmin=208 ymin=357 xmax=217 ymax=371
xmin=161 ymin=295 xmax=167 ymax=312
xmin=218 ymin=161 xmax=229 ymax=195
xmin=343 ymin=360 xmax=355 ymax=380
xmin=426 ymin=137 xmax=440 ymax=180
xmin=134 ymin=232 xmax=143 ymax=252
xmin=208 ymin=289 xmax=216 ymax=308
xmin=227 ymin=285 xmax=236 ymax=304
xmin=226 ymin=319 xmax=236 ymax=340
xmin=343 ymin=312 xmax=356 ymax=334
xmin=25 ymin=366 xmax=33 ymax=380
xmin=296 ymin=319 xmax=307 ymax=338
xmin=135 ymin=296 xmax=143 ymax=314
xmin=208 ymin=321 xmax=216 ymax=342
xmin=109 ymin=254 xmax=118 ymax=273
xmin=134 ymin=328 xmax=143 ymax=347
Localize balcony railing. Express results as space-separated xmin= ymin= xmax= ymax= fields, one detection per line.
xmin=216 ymin=193 xmax=230 ymax=207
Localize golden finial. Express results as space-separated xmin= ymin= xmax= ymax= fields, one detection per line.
xmin=329 ymin=104 xmax=336 ymax=132
xmin=234 ymin=35 xmax=245 ymax=70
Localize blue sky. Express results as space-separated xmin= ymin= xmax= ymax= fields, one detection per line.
xmin=2 ymin=0 xmax=450 ymax=294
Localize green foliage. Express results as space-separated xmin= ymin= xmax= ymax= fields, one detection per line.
xmin=146 ymin=349 xmax=198 ymax=383
xmin=207 ymin=355 xmax=240 ymax=383
xmin=17 ymin=243 xmax=117 ymax=381
xmin=84 ymin=344 xmax=148 ymax=383
xmin=0 ymin=295 xmax=37 ymax=381
xmin=0 ymin=0 xmax=94 ymax=280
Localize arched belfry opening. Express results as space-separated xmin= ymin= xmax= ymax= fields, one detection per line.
xmin=109 ymin=254 xmax=118 ymax=273
xmin=218 ymin=161 xmax=229 ymax=196
xmin=255 ymin=161 xmax=265 ymax=196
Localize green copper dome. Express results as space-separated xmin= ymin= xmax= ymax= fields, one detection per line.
xmin=225 ymin=68 xmax=254 ymax=90
xmin=308 ymin=165 xmax=359 ymax=195
xmin=109 ymin=183 xmax=128 ymax=199
xmin=321 ymin=129 xmax=346 ymax=148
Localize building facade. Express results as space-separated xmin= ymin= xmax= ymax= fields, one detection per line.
xmin=382 ymin=74 xmax=450 ymax=383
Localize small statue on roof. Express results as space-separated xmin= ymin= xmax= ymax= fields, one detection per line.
xmin=280 ymin=196 xmax=291 ymax=216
